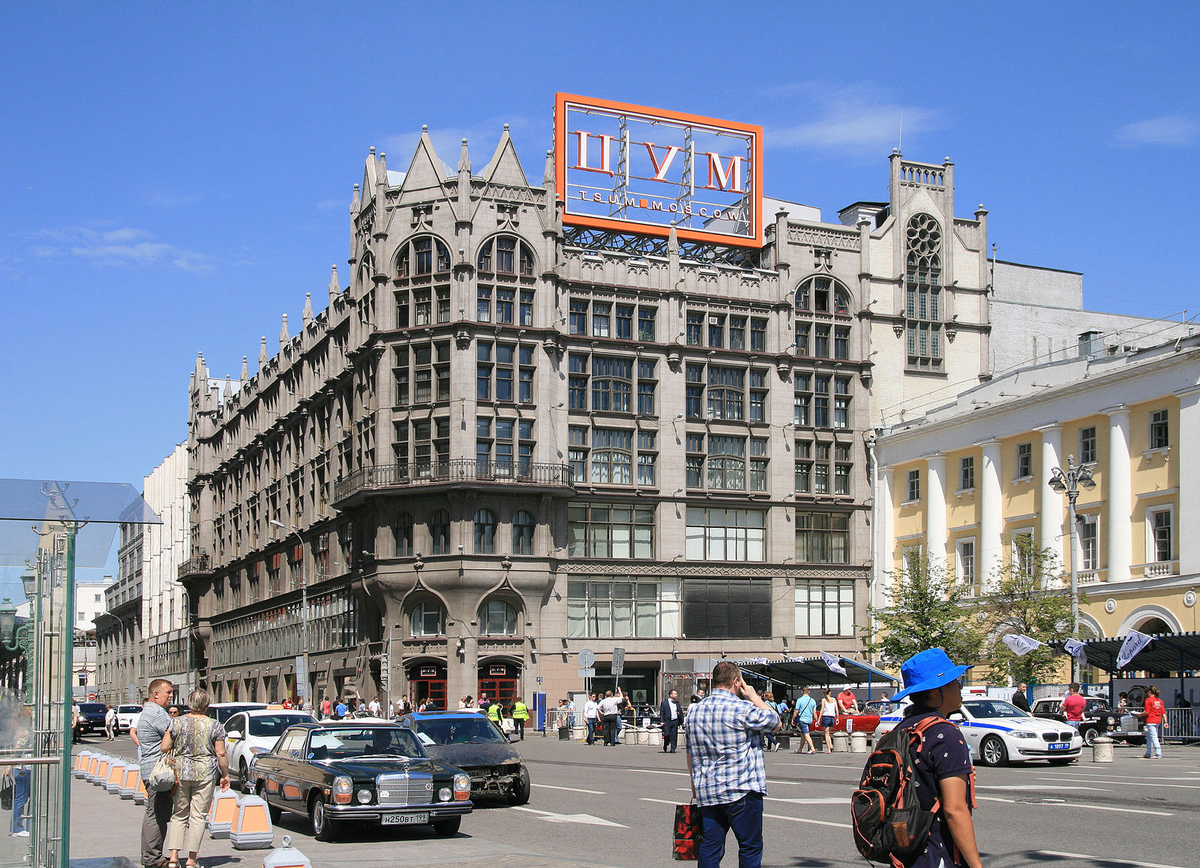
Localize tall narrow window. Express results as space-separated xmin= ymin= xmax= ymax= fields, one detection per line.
xmin=905 ymin=214 xmax=943 ymax=370
xmin=430 ymin=509 xmax=450 ymax=555
xmin=512 ymin=510 xmax=534 ymax=555
xmin=1149 ymin=410 xmax=1169 ymax=449
xmin=474 ymin=509 xmax=497 ymax=554
xmin=1080 ymin=426 xmax=1097 ymax=464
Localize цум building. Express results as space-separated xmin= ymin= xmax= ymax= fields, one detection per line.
xmin=180 ymin=100 xmax=1177 ymax=709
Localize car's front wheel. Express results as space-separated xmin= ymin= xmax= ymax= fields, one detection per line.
xmin=239 ymin=759 xmax=250 ymax=790
xmin=310 ymin=794 xmax=338 ymax=842
xmin=507 ymin=766 xmax=531 ymax=806
xmin=433 ymin=816 xmax=461 ymax=837
xmin=979 ymin=735 xmax=1008 ymax=767
xmin=1081 ymin=726 xmax=1100 ymax=747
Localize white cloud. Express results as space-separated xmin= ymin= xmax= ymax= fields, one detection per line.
xmin=767 ymin=82 xmax=941 ymax=156
xmin=31 ymin=226 xmax=214 ymax=273
xmin=1114 ymin=115 xmax=1200 ymax=148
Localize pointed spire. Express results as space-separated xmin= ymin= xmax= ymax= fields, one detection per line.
xmin=543 ymin=149 xmax=555 ymax=187
xmin=352 ymin=182 xmax=360 ymax=212
xmin=377 ymin=151 xmax=387 ymax=185
xmin=328 ymin=264 xmax=340 ymax=303
xmin=224 ymin=373 xmax=233 ymax=400
xmin=194 ymin=352 xmax=206 ymax=385
xmin=258 ymin=336 xmax=268 ymax=370
xmin=303 ymin=293 xmax=314 ymax=326
xmin=458 ymin=138 xmax=471 ymax=176
xmin=240 ymin=355 xmax=249 ymax=382
xmin=668 ymin=222 xmax=680 ymax=255
xmin=279 ymin=313 xmax=289 ymax=348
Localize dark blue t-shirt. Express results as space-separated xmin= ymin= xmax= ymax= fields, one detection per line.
xmin=902 ymin=708 xmax=974 ymax=868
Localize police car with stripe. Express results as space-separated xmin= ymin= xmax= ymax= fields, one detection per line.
xmin=874 ymin=696 xmax=1084 ymax=767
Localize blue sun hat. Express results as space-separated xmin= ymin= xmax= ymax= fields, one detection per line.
xmin=891 ymin=648 xmax=974 ymax=701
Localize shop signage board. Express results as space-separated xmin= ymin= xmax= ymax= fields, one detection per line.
xmin=554 ymin=93 xmax=763 ymax=248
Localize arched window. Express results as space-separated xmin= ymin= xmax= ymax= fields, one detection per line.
xmin=476 ymin=235 xmax=536 ymax=326
xmin=397 ymin=236 xmax=451 ymax=278
xmin=395 ymin=513 xmax=413 ymax=557
xmin=409 ymin=600 xmax=446 ymax=637
xmin=478 ymin=599 xmax=519 ymax=636
xmin=905 ymin=213 xmax=943 ymax=370
xmin=474 ymin=509 xmax=496 ymax=554
xmin=512 ymin=510 xmax=534 ymax=555
xmin=430 ymin=510 xmax=450 ymax=555
xmin=793 ymin=276 xmax=853 ymax=361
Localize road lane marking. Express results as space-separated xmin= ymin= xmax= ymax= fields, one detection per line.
xmin=976 ymin=796 xmax=1171 ymax=816
xmin=1037 ymin=851 xmax=1189 ymax=868
xmin=767 ymin=796 xmax=850 ymax=805
xmin=629 ymin=769 xmax=689 ymax=777
xmin=638 ymin=798 xmax=850 ymax=829
xmin=1039 ymin=775 xmax=1200 ymax=790
xmin=510 ymin=806 xmax=627 ymax=827
xmin=773 ymin=763 xmax=864 ymax=770
xmin=532 ymin=784 xmax=606 ymax=795
xmin=980 ymin=784 xmax=1110 ymax=792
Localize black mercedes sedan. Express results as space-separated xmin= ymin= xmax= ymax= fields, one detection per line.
xmin=399 ymin=711 xmax=530 ymax=804
xmin=249 ymin=721 xmax=472 ymax=841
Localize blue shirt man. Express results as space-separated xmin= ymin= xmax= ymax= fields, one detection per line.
xmin=685 ymin=662 xmax=780 ymax=868
xmin=791 ymin=685 xmax=819 ymax=754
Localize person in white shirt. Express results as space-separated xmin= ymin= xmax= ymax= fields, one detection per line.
xmin=598 ymin=688 xmax=626 ymax=746
xmin=104 ymin=705 xmax=118 ymax=740
xmin=584 ymin=693 xmax=600 ymax=745
xmin=566 ymin=697 xmax=576 ymax=730
xmin=367 ymin=697 xmax=381 ymax=717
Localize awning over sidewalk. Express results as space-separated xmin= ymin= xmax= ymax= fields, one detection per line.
xmin=732 ymin=655 xmax=898 ymax=698
xmin=1070 ymin=631 xmax=1200 ymax=675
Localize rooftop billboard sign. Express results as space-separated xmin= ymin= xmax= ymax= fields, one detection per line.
xmin=554 ymin=94 xmax=763 ymax=248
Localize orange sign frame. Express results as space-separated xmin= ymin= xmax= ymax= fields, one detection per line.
xmin=554 ymin=93 xmax=763 ymax=248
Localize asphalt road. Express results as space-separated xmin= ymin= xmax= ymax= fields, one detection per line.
xmin=69 ymin=730 xmax=1200 ymax=868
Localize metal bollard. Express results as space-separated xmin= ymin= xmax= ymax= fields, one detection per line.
xmin=1091 ymin=735 xmax=1114 ymax=763
xmin=260 ymin=834 xmax=311 ymax=868
xmin=831 ymin=731 xmax=850 ymax=753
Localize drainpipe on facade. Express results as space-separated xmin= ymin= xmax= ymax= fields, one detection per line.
xmin=866 ymin=431 xmax=880 ymax=667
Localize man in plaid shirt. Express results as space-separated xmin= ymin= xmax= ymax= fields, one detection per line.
xmin=686 ymin=661 xmax=780 ymax=867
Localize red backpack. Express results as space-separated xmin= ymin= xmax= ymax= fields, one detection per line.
xmin=850 ymin=715 xmax=943 ymax=867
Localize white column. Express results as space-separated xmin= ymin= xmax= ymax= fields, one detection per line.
xmin=1037 ymin=424 xmax=1063 ymax=571
xmin=978 ymin=439 xmax=1003 ymax=588
xmin=924 ymin=453 xmax=947 ymax=569
xmin=1104 ymin=405 xmax=1133 ymax=583
xmin=876 ymin=467 xmax=895 ymax=609
xmin=1176 ymin=386 xmax=1200 ymax=576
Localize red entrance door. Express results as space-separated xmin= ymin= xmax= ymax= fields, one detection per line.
xmin=408 ymin=663 xmax=448 ymax=710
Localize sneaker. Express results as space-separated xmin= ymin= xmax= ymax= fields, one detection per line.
xmin=12 ymin=830 xmax=29 ymax=837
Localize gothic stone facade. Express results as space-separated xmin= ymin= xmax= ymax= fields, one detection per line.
xmin=183 ymin=130 xmax=991 ymax=709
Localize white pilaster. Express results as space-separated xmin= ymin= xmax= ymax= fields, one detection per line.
xmin=978 ymin=439 xmax=1003 ymax=587
xmin=1036 ymin=425 xmax=1063 ymax=570
xmin=876 ymin=467 xmax=895 ymax=609
xmin=1104 ymin=405 xmax=1133 ymax=583
xmin=925 ymin=453 xmax=947 ymax=569
xmin=1175 ymin=386 xmax=1200 ymax=575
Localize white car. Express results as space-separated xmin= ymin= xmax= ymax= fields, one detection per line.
xmin=116 ymin=704 xmax=142 ymax=733
xmin=874 ymin=697 xmax=1083 ymax=766
xmin=224 ymin=709 xmax=315 ymax=788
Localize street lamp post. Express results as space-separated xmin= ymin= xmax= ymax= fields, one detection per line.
xmin=1048 ymin=454 xmax=1097 ymax=682
xmin=270 ymin=520 xmax=309 ymax=706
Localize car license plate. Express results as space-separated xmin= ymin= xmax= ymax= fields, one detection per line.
xmin=1048 ymin=743 xmax=1069 ymax=750
xmin=382 ymin=813 xmax=428 ymax=826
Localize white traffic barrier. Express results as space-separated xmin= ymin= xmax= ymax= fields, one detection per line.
xmin=260 ymin=834 xmax=311 ymax=868
xmin=105 ymin=760 xmax=129 ymax=794
xmin=229 ymin=794 xmax=275 ymax=850
xmin=73 ymin=751 xmax=93 ymax=779
xmin=207 ymin=786 xmax=241 ymax=838
xmin=1092 ymin=735 xmax=1114 ymax=763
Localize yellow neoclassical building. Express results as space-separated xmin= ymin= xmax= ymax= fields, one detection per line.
xmin=873 ymin=334 xmax=1200 ymax=647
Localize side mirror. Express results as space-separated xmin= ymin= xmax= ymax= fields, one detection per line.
xmin=948 ymin=711 xmax=965 ymax=722
xmin=227 ymin=731 xmax=242 ymax=740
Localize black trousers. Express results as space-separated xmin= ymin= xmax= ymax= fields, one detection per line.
xmin=662 ymin=720 xmax=679 ymax=751
xmin=602 ymin=714 xmax=620 ymax=745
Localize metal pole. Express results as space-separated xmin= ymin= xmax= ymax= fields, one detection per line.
xmin=1068 ymin=489 xmax=1080 ymax=684
xmin=59 ymin=525 xmax=78 ymax=868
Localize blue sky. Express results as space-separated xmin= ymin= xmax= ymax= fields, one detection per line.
xmin=2 ymin=3 xmax=1198 ymax=576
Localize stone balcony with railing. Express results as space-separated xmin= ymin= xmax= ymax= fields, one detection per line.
xmin=333 ymin=459 xmax=575 ymax=505
xmin=177 ymin=552 xmax=212 ymax=580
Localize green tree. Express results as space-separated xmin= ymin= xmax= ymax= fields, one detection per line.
xmin=865 ymin=549 xmax=988 ymax=670
xmin=984 ymin=535 xmax=1075 ymax=686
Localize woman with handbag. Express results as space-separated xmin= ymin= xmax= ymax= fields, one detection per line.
xmin=159 ymin=688 xmax=229 ymax=868
xmin=5 ymin=713 xmax=31 ymax=837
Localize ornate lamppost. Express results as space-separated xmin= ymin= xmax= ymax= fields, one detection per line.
xmin=1048 ymin=455 xmax=1097 ymax=682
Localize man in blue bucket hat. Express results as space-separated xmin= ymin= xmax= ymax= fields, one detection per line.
xmin=891 ymin=648 xmax=982 ymax=868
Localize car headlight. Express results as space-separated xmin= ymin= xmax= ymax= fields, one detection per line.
xmin=439 ymin=787 xmax=452 ymax=802
xmin=356 ymin=789 xmax=372 ymax=804
xmin=333 ymin=776 xmax=353 ymax=805
xmin=1011 ymin=731 xmax=1037 ymax=739
xmin=453 ymin=773 xmax=470 ymax=801
xmin=249 ymin=746 xmax=270 ymax=755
